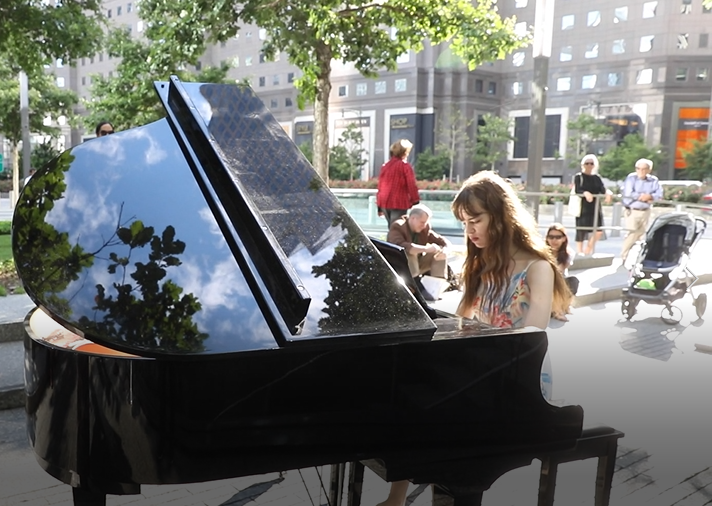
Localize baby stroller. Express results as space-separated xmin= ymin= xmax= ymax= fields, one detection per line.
xmin=621 ymin=212 xmax=707 ymax=324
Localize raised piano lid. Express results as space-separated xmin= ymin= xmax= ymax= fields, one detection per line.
xmin=13 ymin=76 xmax=436 ymax=358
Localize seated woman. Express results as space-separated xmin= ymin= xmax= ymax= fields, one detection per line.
xmin=546 ymin=223 xmax=578 ymax=321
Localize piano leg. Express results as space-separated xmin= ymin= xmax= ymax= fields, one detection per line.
xmin=330 ymin=463 xmax=347 ymax=506
xmin=432 ymin=484 xmax=483 ymax=506
xmin=72 ymin=488 xmax=106 ymax=506
xmin=347 ymin=462 xmax=365 ymax=506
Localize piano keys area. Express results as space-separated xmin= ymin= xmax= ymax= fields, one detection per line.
xmin=11 ymin=76 xmax=630 ymax=506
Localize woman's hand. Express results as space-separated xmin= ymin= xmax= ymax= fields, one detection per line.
xmin=583 ymin=191 xmax=594 ymax=202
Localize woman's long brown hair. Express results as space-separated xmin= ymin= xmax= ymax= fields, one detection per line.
xmin=452 ymin=171 xmax=572 ymax=317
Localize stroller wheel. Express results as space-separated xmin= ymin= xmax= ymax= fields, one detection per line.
xmin=694 ymin=293 xmax=707 ymax=319
xmin=622 ymin=299 xmax=638 ymax=320
xmin=661 ymin=305 xmax=682 ymax=325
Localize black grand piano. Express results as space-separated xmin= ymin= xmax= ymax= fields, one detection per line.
xmin=13 ymin=77 xmax=617 ymax=506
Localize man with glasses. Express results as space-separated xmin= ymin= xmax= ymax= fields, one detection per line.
xmin=620 ymin=158 xmax=663 ymax=263
xmin=95 ymin=121 xmax=115 ymax=137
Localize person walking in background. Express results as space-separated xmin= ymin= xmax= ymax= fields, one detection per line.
xmin=573 ymin=154 xmax=612 ymax=257
xmin=376 ymin=171 xmax=571 ymax=506
xmin=95 ymin=121 xmax=115 ymax=137
xmin=620 ymin=158 xmax=663 ymax=264
xmin=376 ymin=139 xmax=420 ymax=227
xmin=386 ymin=204 xmax=452 ymax=301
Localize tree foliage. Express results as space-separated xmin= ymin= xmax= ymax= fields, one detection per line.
xmin=566 ymin=113 xmax=613 ymax=168
xmin=85 ymin=28 xmax=232 ymax=131
xmin=435 ymin=106 xmax=473 ymax=181
xmin=0 ymin=0 xmax=103 ymax=73
xmin=329 ymin=123 xmax=367 ymax=181
xmin=414 ymin=148 xmax=450 ymax=181
xmin=472 ymin=113 xmax=514 ymax=173
xmin=681 ymin=140 xmax=712 ymax=182
xmin=598 ymin=134 xmax=665 ymax=182
xmin=137 ymin=0 xmax=528 ymax=181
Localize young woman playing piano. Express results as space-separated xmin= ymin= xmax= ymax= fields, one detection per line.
xmin=376 ymin=170 xmax=572 ymax=506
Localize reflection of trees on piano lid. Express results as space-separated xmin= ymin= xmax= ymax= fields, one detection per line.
xmin=312 ymin=210 xmax=424 ymax=332
xmin=77 ymin=220 xmax=208 ymax=353
xmin=13 ymin=150 xmax=95 ymax=316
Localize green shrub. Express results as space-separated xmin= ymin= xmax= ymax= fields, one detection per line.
xmin=0 ymin=222 xmax=11 ymax=235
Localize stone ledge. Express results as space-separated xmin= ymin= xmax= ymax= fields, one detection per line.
xmin=0 ymin=385 xmax=24 ymax=411
xmin=570 ymin=254 xmax=614 ymax=270
xmin=0 ymin=321 xmax=24 ymax=343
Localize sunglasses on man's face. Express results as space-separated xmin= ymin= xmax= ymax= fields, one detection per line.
xmin=99 ymin=129 xmax=114 ymax=136
xmin=547 ymin=234 xmax=565 ymax=240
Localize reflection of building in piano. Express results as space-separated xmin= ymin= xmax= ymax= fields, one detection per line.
xmin=15 ymin=77 xmax=622 ymax=506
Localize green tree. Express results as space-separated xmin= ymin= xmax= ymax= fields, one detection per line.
xmin=414 ymin=148 xmax=450 ymax=181
xmin=329 ymin=123 xmax=367 ymax=181
xmin=681 ymin=140 xmax=712 ymax=182
xmin=137 ymin=0 xmax=528 ymax=183
xmin=472 ymin=113 xmax=514 ymax=173
xmin=85 ymin=29 xmax=232 ymax=131
xmin=598 ymin=134 xmax=665 ymax=181
xmin=0 ymin=0 xmax=103 ymax=73
xmin=19 ymin=141 xmax=62 ymax=175
xmin=436 ymin=107 xmax=474 ymax=181
xmin=566 ymin=113 xmax=613 ymax=169
xmin=298 ymin=141 xmax=314 ymax=164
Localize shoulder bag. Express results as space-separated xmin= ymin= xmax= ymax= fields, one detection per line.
xmin=567 ymin=175 xmax=582 ymax=218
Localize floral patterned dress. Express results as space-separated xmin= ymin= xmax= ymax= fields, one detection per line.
xmin=471 ymin=261 xmax=536 ymax=329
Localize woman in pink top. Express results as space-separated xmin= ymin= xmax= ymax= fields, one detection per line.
xmin=376 ymin=171 xmax=572 ymax=506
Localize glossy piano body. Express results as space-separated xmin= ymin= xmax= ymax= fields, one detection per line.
xmin=15 ymin=76 xmax=583 ymax=500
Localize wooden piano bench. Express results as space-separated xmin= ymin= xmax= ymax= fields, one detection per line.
xmin=537 ymin=425 xmax=625 ymax=506
xmin=345 ymin=425 xmax=624 ymax=506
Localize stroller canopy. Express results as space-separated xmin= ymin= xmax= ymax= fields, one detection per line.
xmin=645 ymin=212 xmax=696 ymax=246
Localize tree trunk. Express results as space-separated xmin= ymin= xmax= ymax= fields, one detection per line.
xmin=312 ymin=42 xmax=332 ymax=184
xmin=449 ymin=125 xmax=456 ymax=181
xmin=11 ymin=143 xmax=19 ymax=207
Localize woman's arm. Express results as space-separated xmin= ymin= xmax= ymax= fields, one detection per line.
xmin=524 ymin=260 xmax=555 ymax=329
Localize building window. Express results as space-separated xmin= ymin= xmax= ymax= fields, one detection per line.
xmin=285 ymin=97 xmax=293 ymax=107
xmin=515 ymin=0 xmax=527 ymax=7
xmin=258 ymin=76 xmax=265 ymax=87
xmin=585 ymin=43 xmax=599 ymax=58
xmin=561 ymin=14 xmax=574 ymax=30
xmin=611 ymin=39 xmax=626 ymax=55
xmin=642 ymin=1 xmax=657 ymax=18
xmin=614 ymin=6 xmax=628 ymax=23
xmin=697 ymin=68 xmax=709 ymax=81
xmin=396 ymin=51 xmax=410 ymax=64
xmin=259 ymin=28 xmax=267 ymax=40
xmin=99 ymin=53 xmax=103 ymax=62
xmin=107 ymin=8 xmax=111 ymax=17
xmin=475 ymin=79 xmax=484 ymax=92
xmin=232 ymin=56 xmax=239 ymax=67
xmin=259 ymin=53 xmax=266 ymax=63
xmin=514 ymin=21 xmax=528 ymax=37
xmin=81 ymin=76 xmax=86 ymax=85
xmin=137 ymin=20 xmax=143 ymax=33
xmin=607 ymin=72 xmax=623 ymax=86
xmin=395 ymin=78 xmax=407 ymax=92
xmin=587 ymin=11 xmax=601 ymax=27
xmin=675 ymin=68 xmax=687 ymax=81
xmin=559 ymin=46 xmax=572 ymax=61
xmin=512 ymin=82 xmax=524 ymax=95
xmin=56 ymin=77 xmax=65 ymax=87
xmin=245 ymin=31 xmax=252 ymax=38
xmin=117 ymin=5 xmax=122 ymax=15
xmin=639 ymin=35 xmax=654 ymax=52
xmin=556 ymin=77 xmax=571 ymax=91
xmin=338 ymin=85 xmax=348 ymax=96
xmin=705 ymin=4 xmax=712 ymax=13
xmin=195 ymin=61 xmax=202 ymax=71
xmin=636 ymin=68 xmax=653 ymax=84
xmin=375 ymin=81 xmax=386 ymax=94
xmin=582 ymin=74 xmax=597 ymax=89
xmin=700 ymin=34 xmax=709 ymax=48
xmin=512 ymin=52 xmax=525 ymax=67
xmin=270 ymin=99 xmax=278 ymax=109
xmin=356 ymin=82 xmax=367 ymax=96
xmin=681 ymin=0 xmax=692 ymax=14
xmin=512 ymin=115 xmax=561 ymax=159
xmin=677 ymin=34 xmax=689 ymax=49
xmin=287 ymin=72 xmax=295 ymax=83
xmin=487 ymin=82 xmax=496 ymax=95
xmin=245 ymin=56 xmax=253 ymax=66
xmin=127 ymin=3 xmax=132 ymax=13
xmin=273 ymin=75 xmax=280 ymax=85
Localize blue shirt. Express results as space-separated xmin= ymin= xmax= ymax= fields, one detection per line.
xmin=622 ymin=173 xmax=663 ymax=210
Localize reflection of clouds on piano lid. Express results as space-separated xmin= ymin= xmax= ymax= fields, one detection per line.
xmin=83 ymin=126 xmax=168 ymax=166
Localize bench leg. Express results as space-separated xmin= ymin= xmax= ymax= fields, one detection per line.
xmin=347 ymin=462 xmax=365 ymax=506
xmin=537 ymin=458 xmax=559 ymax=506
xmin=432 ymin=484 xmax=483 ymax=506
xmin=594 ymin=441 xmax=618 ymax=506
